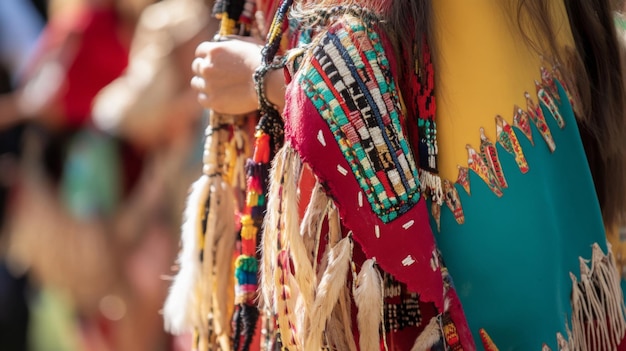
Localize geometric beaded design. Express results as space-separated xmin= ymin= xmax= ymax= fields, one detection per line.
xmin=383 ymin=273 xmax=422 ymax=332
xmin=299 ymin=17 xmax=420 ymax=223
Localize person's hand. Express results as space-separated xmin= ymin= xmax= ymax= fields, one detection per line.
xmin=191 ymin=37 xmax=263 ymax=115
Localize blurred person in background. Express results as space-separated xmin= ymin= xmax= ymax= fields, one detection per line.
xmin=2 ymin=0 xmax=146 ymax=350
xmin=0 ymin=2 xmax=46 ymax=350
xmin=4 ymin=0 xmax=219 ymax=350
xmin=92 ymin=0 xmax=218 ymax=349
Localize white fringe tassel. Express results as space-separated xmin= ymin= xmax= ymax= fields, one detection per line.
xmin=566 ymin=243 xmax=626 ymax=351
xmin=419 ymin=170 xmax=443 ymax=205
xmin=556 ymin=332 xmax=571 ymax=351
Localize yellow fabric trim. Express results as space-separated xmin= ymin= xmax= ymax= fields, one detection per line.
xmin=432 ymin=0 xmax=574 ymax=181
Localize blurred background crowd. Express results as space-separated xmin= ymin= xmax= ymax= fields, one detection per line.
xmin=0 ymin=0 xmax=625 ymax=351
xmin=0 ymin=0 xmax=219 ymax=350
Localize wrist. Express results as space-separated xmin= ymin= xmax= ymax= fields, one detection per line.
xmin=253 ymin=56 xmax=287 ymax=115
xmin=265 ymin=68 xmax=286 ymax=112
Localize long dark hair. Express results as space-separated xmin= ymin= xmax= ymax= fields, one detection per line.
xmin=563 ymin=1 xmax=626 ymax=226
xmin=293 ymin=0 xmax=626 ymax=225
xmin=514 ymin=0 xmax=626 ymax=226
xmin=385 ymin=0 xmax=626 ymax=227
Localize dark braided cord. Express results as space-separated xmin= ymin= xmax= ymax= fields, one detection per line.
xmin=254 ymin=55 xmax=287 ymax=154
xmin=262 ymin=0 xmax=294 ymax=65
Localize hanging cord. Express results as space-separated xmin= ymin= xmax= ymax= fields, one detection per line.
xmin=261 ymin=0 xmax=294 ymax=65
xmin=234 ymin=1 xmax=294 ymax=349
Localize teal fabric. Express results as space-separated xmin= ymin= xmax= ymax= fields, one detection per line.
xmin=60 ymin=129 xmax=122 ymax=219
xmin=435 ymin=82 xmax=608 ymax=350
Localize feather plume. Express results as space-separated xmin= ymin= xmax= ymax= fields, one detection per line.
xmin=263 ymin=145 xmax=301 ymax=350
xmin=336 ymin=274 xmax=358 ymax=351
xmin=261 ymin=145 xmax=286 ymax=308
xmin=321 ymin=264 xmax=357 ymax=351
xmin=163 ymin=175 xmax=209 ymax=334
xmin=198 ymin=121 xmax=237 ymax=348
xmin=410 ymin=316 xmax=441 ymax=351
xmin=300 ymin=180 xmax=331 ymax=257
xmin=355 ymin=259 xmax=383 ymax=351
xmin=313 ymin=204 xmax=341 ymax=286
xmin=293 ymin=288 xmax=307 ymax=348
xmin=282 ymin=147 xmax=315 ymax=338
xmin=326 ymin=314 xmax=351 ymax=351
xmin=305 ymin=236 xmax=353 ymax=350
xmin=316 ymin=243 xmax=330 ymax=286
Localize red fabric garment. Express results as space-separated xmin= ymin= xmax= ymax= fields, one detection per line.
xmin=60 ymin=8 xmax=129 ymax=127
xmin=281 ymin=17 xmax=474 ymax=349
xmin=296 ymin=166 xmax=441 ymax=351
xmin=31 ymin=6 xmax=130 ymax=128
xmin=286 ymin=92 xmax=442 ymax=303
xmin=21 ymin=6 xmax=140 ymax=193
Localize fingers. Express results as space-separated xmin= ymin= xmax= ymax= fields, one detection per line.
xmin=195 ymin=41 xmax=214 ymax=57
xmin=192 ymin=42 xmax=218 ymax=109
xmin=190 ymin=56 xmax=207 ymax=95
xmin=191 ymin=43 xmax=223 ymax=109
xmin=190 ymin=55 xmax=208 ymax=107
xmin=196 ymin=90 xmax=210 ymax=108
xmin=190 ymin=75 xmax=205 ymax=91
xmin=191 ymin=56 xmax=206 ymax=76
xmin=193 ymin=40 xmax=219 ymax=76
xmin=190 ymin=73 xmax=209 ymax=109
xmin=190 ymin=39 xmax=262 ymax=113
